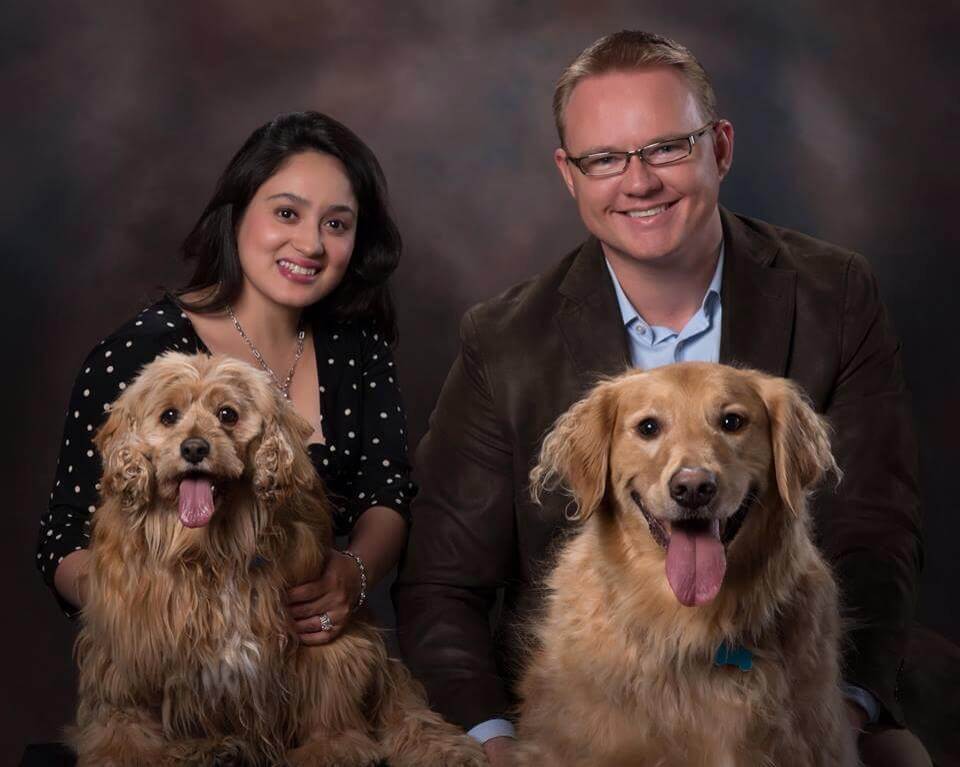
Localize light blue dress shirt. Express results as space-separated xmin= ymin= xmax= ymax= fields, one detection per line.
xmin=606 ymin=248 xmax=723 ymax=369
xmin=468 ymin=245 xmax=876 ymax=743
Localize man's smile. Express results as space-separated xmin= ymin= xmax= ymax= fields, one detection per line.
xmin=615 ymin=199 xmax=679 ymax=223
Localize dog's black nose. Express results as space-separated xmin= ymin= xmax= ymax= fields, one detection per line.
xmin=180 ymin=437 xmax=210 ymax=464
xmin=669 ymin=468 xmax=717 ymax=509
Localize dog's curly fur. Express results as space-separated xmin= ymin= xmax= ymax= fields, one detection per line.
xmin=516 ymin=362 xmax=859 ymax=767
xmin=71 ymin=352 xmax=484 ymax=767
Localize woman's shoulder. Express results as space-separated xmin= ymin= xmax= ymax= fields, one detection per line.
xmin=312 ymin=314 xmax=392 ymax=351
xmin=77 ymin=295 xmax=202 ymax=379
xmin=102 ymin=295 xmax=194 ymax=345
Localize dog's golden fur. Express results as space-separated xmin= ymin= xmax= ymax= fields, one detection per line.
xmin=517 ymin=362 xmax=858 ymax=767
xmin=71 ymin=352 xmax=484 ymax=767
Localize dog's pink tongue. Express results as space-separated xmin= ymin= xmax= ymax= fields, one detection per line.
xmin=178 ymin=476 xmax=214 ymax=528
xmin=665 ymin=519 xmax=726 ymax=606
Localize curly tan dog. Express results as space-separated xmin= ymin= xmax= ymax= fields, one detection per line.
xmin=517 ymin=362 xmax=858 ymax=767
xmin=71 ymin=352 xmax=484 ymax=767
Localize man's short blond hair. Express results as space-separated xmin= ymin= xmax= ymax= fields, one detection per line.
xmin=553 ymin=30 xmax=718 ymax=146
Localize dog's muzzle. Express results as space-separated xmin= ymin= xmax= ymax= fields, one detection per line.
xmin=629 ymin=487 xmax=758 ymax=549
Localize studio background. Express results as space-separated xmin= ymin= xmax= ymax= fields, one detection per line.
xmin=3 ymin=1 xmax=958 ymax=759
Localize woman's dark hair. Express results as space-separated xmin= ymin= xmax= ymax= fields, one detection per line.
xmin=177 ymin=111 xmax=401 ymax=343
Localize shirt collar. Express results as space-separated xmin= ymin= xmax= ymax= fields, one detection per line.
xmin=606 ymin=243 xmax=724 ymax=331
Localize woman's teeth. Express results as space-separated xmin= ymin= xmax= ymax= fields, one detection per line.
xmin=279 ymin=259 xmax=318 ymax=276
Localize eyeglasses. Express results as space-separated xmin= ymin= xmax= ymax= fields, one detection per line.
xmin=565 ymin=121 xmax=718 ymax=177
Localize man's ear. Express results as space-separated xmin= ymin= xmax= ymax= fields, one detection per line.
xmin=554 ymin=147 xmax=577 ymax=198
xmin=530 ymin=379 xmax=618 ymax=521
xmin=714 ymin=119 xmax=735 ymax=181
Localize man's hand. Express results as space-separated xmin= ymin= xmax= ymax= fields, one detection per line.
xmin=483 ymin=736 xmax=517 ymax=766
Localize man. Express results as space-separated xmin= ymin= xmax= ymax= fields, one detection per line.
xmin=394 ymin=31 xmax=927 ymax=766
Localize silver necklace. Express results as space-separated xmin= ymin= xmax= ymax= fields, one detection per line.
xmin=226 ymin=304 xmax=306 ymax=400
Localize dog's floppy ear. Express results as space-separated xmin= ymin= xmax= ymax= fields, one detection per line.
xmin=93 ymin=396 xmax=154 ymax=510
xmin=530 ymin=379 xmax=618 ymax=521
xmin=756 ymin=374 xmax=840 ymax=515
xmin=253 ymin=389 xmax=317 ymax=506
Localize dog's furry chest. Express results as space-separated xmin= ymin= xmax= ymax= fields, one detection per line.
xmin=81 ymin=562 xmax=294 ymax=739
xmin=187 ymin=576 xmax=284 ymax=695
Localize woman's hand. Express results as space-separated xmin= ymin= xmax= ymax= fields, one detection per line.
xmin=285 ymin=550 xmax=362 ymax=645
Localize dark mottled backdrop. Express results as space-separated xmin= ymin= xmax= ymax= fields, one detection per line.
xmin=3 ymin=0 xmax=958 ymax=758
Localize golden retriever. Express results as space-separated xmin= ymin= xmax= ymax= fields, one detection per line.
xmin=516 ymin=362 xmax=858 ymax=767
xmin=71 ymin=352 xmax=485 ymax=767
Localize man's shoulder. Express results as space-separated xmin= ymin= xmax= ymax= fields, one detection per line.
xmin=461 ymin=242 xmax=586 ymax=341
xmin=727 ymin=210 xmax=868 ymax=279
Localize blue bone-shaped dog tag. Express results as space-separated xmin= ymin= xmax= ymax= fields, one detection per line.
xmin=714 ymin=642 xmax=753 ymax=671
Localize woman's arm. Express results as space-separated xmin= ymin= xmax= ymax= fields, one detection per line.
xmin=286 ymin=505 xmax=407 ymax=645
xmin=40 ymin=299 xmax=205 ymax=615
xmin=53 ymin=549 xmax=91 ymax=609
xmin=344 ymin=504 xmax=407 ymax=588
xmin=287 ymin=323 xmax=414 ymax=643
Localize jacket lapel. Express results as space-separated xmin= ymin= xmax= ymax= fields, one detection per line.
xmin=556 ymin=237 xmax=632 ymax=381
xmin=554 ymin=211 xmax=798 ymax=381
xmin=718 ymin=209 xmax=797 ymax=377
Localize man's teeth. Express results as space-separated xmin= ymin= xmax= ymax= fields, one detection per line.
xmin=625 ymin=204 xmax=669 ymax=218
xmin=279 ymin=260 xmax=318 ymax=276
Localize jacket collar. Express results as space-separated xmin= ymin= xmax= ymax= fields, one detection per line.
xmin=556 ymin=208 xmax=797 ymax=380
xmin=556 ymin=236 xmax=632 ymax=381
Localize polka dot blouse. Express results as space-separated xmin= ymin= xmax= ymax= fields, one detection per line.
xmin=38 ymin=296 xmax=417 ymax=612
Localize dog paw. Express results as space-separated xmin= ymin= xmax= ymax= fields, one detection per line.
xmin=390 ymin=737 xmax=487 ymax=767
xmin=287 ymin=733 xmax=383 ymax=767
xmin=165 ymin=737 xmax=251 ymax=767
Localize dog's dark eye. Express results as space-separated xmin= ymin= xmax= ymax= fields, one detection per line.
xmin=637 ymin=418 xmax=661 ymax=438
xmin=720 ymin=413 xmax=746 ymax=433
xmin=160 ymin=408 xmax=179 ymax=426
xmin=217 ymin=406 xmax=239 ymax=426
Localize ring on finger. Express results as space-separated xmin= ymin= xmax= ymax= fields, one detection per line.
xmin=318 ymin=612 xmax=334 ymax=632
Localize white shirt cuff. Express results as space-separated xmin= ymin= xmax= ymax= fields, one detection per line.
xmin=840 ymin=682 xmax=881 ymax=724
xmin=467 ymin=718 xmax=517 ymax=743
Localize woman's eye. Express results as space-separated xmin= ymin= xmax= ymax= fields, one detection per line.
xmin=160 ymin=408 xmax=179 ymax=426
xmin=276 ymin=207 xmax=297 ymax=220
xmin=720 ymin=412 xmax=746 ymax=433
xmin=218 ymin=406 xmax=239 ymax=426
xmin=637 ymin=418 xmax=660 ymax=438
xmin=324 ymin=219 xmax=349 ymax=232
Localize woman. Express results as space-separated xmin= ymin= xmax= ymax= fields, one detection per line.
xmin=38 ymin=111 xmax=413 ymax=645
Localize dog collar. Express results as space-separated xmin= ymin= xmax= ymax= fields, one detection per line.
xmin=714 ymin=642 xmax=753 ymax=671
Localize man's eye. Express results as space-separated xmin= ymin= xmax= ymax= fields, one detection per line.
xmin=652 ymin=141 xmax=682 ymax=154
xmin=218 ymin=406 xmax=239 ymax=426
xmin=160 ymin=408 xmax=179 ymax=426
